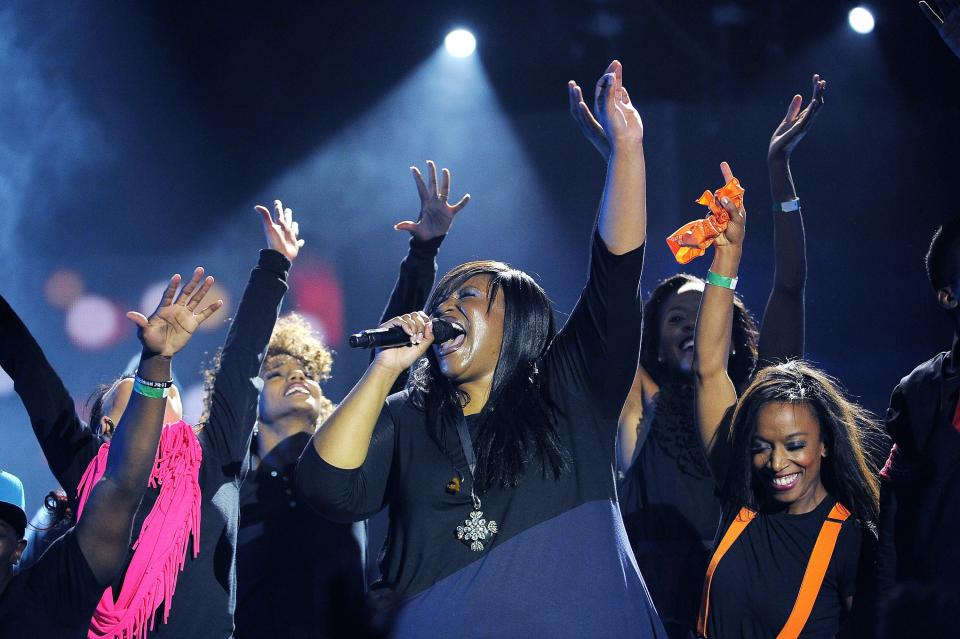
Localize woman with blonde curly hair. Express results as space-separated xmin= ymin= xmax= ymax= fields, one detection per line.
xmin=236 ymin=159 xmax=471 ymax=638
xmin=234 ymin=312 xmax=366 ymax=639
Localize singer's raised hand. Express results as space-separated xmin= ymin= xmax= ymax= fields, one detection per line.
xmin=372 ymin=311 xmax=436 ymax=375
xmin=394 ymin=161 xmax=471 ymax=242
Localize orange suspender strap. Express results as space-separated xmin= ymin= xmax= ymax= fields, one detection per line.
xmin=696 ymin=507 xmax=757 ymax=638
xmin=776 ymin=502 xmax=851 ymax=639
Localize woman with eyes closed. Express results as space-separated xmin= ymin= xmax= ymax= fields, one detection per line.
xmin=297 ymin=61 xmax=667 ymax=637
xmin=692 ymin=162 xmax=884 ymax=639
xmin=570 ymin=73 xmax=827 ymax=638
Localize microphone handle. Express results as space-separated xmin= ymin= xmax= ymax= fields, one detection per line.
xmin=348 ymin=320 xmax=462 ymax=349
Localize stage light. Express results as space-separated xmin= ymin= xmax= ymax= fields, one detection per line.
xmin=66 ymin=295 xmax=121 ymax=350
xmin=848 ymin=7 xmax=875 ymax=34
xmin=445 ymin=29 xmax=476 ymax=57
xmin=44 ymin=269 xmax=85 ymax=309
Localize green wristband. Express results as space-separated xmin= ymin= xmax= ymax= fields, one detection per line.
xmin=133 ymin=378 xmax=168 ymax=399
xmin=706 ymin=270 xmax=738 ymax=291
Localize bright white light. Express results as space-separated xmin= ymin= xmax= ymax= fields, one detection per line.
xmin=66 ymin=295 xmax=120 ymax=350
xmin=848 ymin=7 xmax=875 ymax=34
xmin=444 ymin=29 xmax=476 ymax=57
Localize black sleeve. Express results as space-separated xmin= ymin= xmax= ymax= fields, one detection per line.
xmin=23 ymin=527 xmax=104 ymax=629
xmin=203 ymin=249 xmax=290 ymax=474
xmin=373 ymin=236 xmax=443 ymax=393
xmin=835 ymin=519 xmax=864 ymax=599
xmin=757 ymin=205 xmax=806 ymax=365
xmin=295 ymin=397 xmax=399 ymax=523
xmin=877 ymin=481 xmax=897 ymax=593
xmin=542 ymin=232 xmax=645 ymax=425
xmin=0 ymin=295 xmax=100 ymax=501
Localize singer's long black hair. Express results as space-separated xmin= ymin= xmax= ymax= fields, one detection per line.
xmin=408 ymin=260 xmax=571 ymax=490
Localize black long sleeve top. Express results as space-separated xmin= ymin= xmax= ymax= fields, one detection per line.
xmin=297 ymin=234 xmax=667 ymax=638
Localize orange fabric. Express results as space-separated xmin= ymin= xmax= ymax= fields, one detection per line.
xmin=696 ymin=502 xmax=851 ymax=639
xmin=696 ymin=507 xmax=756 ymax=637
xmin=776 ymin=503 xmax=850 ymax=639
xmin=667 ymin=177 xmax=745 ymax=264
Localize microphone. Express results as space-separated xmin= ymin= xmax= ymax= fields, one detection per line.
xmin=348 ymin=318 xmax=464 ymax=349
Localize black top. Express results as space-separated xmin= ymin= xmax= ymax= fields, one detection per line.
xmin=619 ymin=380 xmax=720 ymax=631
xmin=879 ymin=335 xmax=960 ymax=592
xmin=0 ymin=249 xmax=290 ymax=638
xmin=0 ymin=530 xmax=103 ymax=639
xmin=296 ymin=235 xmax=666 ymax=638
xmin=234 ymin=237 xmax=440 ymax=639
xmin=235 ymin=441 xmax=367 ymax=639
xmin=707 ymin=496 xmax=861 ymax=639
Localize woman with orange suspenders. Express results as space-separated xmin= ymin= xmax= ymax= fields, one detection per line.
xmin=691 ymin=162 xmax=885 ymax=638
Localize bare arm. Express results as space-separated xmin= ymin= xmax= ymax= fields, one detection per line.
xmin=75 ymin=270 xmax=221 ymax=583
xmin=758 ymin=75 xmax=825 ymax=364
xmin=590 ymin=61 xmax=646 ymax=254
xmin=617 ymin=365 xmax=658 ymax=470
xmin=309 ymin=313 xmax=434 ymax=469
xmin=694 ymin=163 xmax=746 ymax=456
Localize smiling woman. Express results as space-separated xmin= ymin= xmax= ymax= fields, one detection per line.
xmin=691 ymin=161 xmax=886 ymax=638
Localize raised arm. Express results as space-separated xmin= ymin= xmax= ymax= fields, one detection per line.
xmin=694 ymin=162 xmax=746 ymax=456
xmin=758 ymin=75 xmax=825 ymax=365
xmin=376 ymin=161 xmax=471 ymax=391
xmin=75 ymin=269 xmax=221 ymax=583
xmin=920 ymin=0 xmax=960 ymax=59
xmin=593 ymin=61 xmax=646 ymax=254
xmin=202 ymin=201 xmax=298 ymax=469
xmin=548 ymin=61 xmax=646 ymax=414
xmin=0 ymin=295 xmax=100 ymax=500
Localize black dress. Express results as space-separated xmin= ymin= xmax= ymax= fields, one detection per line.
xmin=618 ymin=379 xmax=720 ymax=637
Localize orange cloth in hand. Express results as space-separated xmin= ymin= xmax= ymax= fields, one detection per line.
xmin=666 ymin=177 xmax=745 ymax=264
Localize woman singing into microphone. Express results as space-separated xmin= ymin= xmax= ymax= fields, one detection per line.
xmin=296 ymin=60 xmax=666 ymax=637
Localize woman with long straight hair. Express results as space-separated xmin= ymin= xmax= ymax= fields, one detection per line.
xmin=692 ymin=162 xmax=885 ymax=638
xmin=297 ymin=61 xmax=667 ymax=637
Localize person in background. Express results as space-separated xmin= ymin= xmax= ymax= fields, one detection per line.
xmin=0 ymin=266 xmax=222 ymax=638
xmin=233 ymin=162 xmax=468 ymax=639
xmin=0 ymin=201 xmax=300 ymax=638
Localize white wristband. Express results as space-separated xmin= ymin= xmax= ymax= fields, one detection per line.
xmin=778 ymin=198 xmax=800 ymax=213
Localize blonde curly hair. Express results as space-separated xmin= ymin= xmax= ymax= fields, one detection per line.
xmin=200 ymin=312 xmax=335 ymax=427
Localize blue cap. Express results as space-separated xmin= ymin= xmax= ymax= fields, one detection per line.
xmin=0 ymin=470 xmax=27 ymax=538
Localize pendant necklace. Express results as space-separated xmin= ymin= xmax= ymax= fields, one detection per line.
xmin=453 ymin=413 xmax=498 ymax=552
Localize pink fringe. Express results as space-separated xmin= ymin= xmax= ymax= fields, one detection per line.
xmin=76 ymin=420 xmax=203 ymax=639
